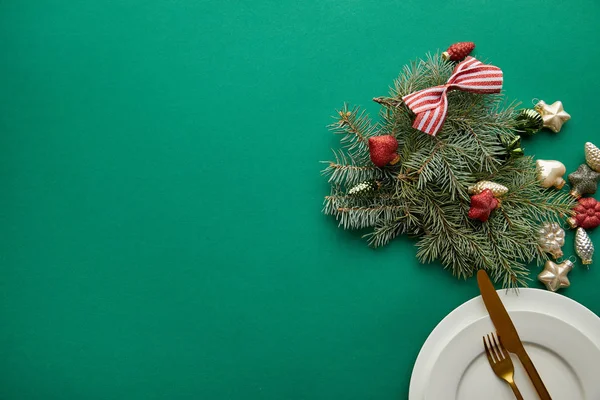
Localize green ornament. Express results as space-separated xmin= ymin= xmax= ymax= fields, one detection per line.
xmin=347 ymin=180 xmax=382 ymax=197
xmin=515 ymin=109 xmax=544 ymax=136
xmin=499 ymin=134 xmax=524 ymax=159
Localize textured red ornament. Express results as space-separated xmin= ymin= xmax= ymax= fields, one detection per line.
xmin=368 ymin=135 xmax=400 ymax=167
xmin=443 ymin=42 xmax=475 ymax=61
xmin=468 ymin=189 xmax=499 ymax=222
xmin=567 ymin=197 xmax=600 ymax=230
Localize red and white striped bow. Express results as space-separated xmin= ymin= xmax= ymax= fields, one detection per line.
xmin=402 ymin=57 xmax=503 ymax=136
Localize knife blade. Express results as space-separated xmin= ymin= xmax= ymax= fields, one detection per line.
xmin=477 ymin=270 xmax=552 ymax=400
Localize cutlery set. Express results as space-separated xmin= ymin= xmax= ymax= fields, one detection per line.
xmin=478 ymin=270 xmax=552 ymax=400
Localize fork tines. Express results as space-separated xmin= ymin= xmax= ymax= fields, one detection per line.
xmin=484 ymin=332 xmax=506 ymax=363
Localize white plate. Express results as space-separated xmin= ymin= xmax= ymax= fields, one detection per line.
xmin=425 ymin=311 xmax=600 ymax=399
xmin=409 ymin=289 xmax=600 ymax=400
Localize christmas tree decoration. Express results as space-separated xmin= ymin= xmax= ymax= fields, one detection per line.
xmin=468 ymin=181 xmax=509 ymax=197
xmin=368 ymin=135 xmax=400 ymax=167
xmin=442 ymin=41 xmax=475 ymax=61
xmin=538 ymin=222 xmax=565 ymax=260
xmin=567 ymin=197 xmax=600 ymax=229
xmin=538 ymin=259 xmax=574 ymax=292
xmin=575 ymin=227 xmax=594 ymax=266
xmin=322 ymin=50 xmax=574 ymax=288
xmin=515 ymin=109 xmax=544 ymax=136
xmin=534 ymin=100 xmax=571 ymax=133
xmin=568 ymin=164 xmax=600 ymax=198
xmin=468 ymin=189 xmax=499 ymax=222
xmin=347 ymin=180 xmax=382 ymax=197
xmin=536 ymin=159 xmax=567 ymax=189
xmin=499 ymin=134 xmax=524 ymax=159
xmin=585 ymin=142 xmax=600 ymax=172
xmin=402 ymin=57 xmax=502 ymax=136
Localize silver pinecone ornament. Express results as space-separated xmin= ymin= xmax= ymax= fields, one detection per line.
xmin=538 ymin=222 xmax=566 ymax=259
xmin=575 ymin=227 xmax=594 ymax=266
xmin=467 ymin=180 xmax=509 ymax=197
xmin=585 ymin=142 xmax=600 ymax=172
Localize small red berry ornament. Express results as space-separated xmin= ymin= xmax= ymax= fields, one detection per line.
xmin=442 ymin=42 xmax=475 ymax=61
xmin=468 ymin=189 xmax=499 ymax=222
xmin=567 ymin=197 xmax=600 ymax=230
xmin=368 ymin=135 xmax=400 ymax=167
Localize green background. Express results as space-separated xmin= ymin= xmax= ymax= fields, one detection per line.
xmin=1 ymin=1 xmax=599 ymax=399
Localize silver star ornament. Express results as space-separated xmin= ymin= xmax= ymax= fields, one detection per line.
xmin=538 ymin=259 xmax=574 ymax=292
xmin=535 ymin=100 xmax=571 ymax=133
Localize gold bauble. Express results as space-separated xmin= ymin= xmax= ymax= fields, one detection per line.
xmin=536 ymin=159 xmax=566 ymax=189
xmin=534 ymin=100 xmax=571 ymax=133
xmin=467 ymin=180 xmax=509 ymax=197
xmin=585 ymin=142 xmax=600 ymax=172
xmin=538 ymin=259 xmax=574 ymax=292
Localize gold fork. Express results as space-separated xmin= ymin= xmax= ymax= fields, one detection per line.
xmin=483 ymin=332 xmax=524 ymax=400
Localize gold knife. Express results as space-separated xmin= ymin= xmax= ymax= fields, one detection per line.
xmin=477 ymin=270 xmax=552 ymax=400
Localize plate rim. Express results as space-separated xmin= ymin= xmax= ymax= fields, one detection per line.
xmin=408 ymin=288 xmax=600 ymax=400
xmin=424 ymin=310 xmax=600 ymax=400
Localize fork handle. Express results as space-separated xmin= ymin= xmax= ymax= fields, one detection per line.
xmin=508 ymin=381 xmax=524 ymax=400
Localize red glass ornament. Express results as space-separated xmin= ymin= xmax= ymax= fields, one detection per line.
xmin=567 ymin=197 xmax=600 ymax=230
xmin=468 ymin=189 xmax=499 ymax=222
xmin=368 ymin=135 xmax=400 ymax=167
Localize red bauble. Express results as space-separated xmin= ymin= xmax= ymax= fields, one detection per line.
xmin=442 ymin=42 xmax=475 ymax=61
xmin=567 ymin=197 xmax=600 ymax=230
xmin=368 ymin=135 xmax=400 ymax=167
xmin=468 ymin=189 xmax=499 ymax=222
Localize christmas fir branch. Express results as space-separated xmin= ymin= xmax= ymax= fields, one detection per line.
xmin=322 ymin=53 xmax=574 ymax=288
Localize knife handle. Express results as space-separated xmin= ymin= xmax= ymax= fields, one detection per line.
xmin=517 ymin=352 xmax=552 ymax=400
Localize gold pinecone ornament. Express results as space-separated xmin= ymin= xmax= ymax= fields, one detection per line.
xmin=538 ymin=222 xmax=565 ymax=260
xmin=585 ymin=142 xmax=600 ymax=172
xmin=467 ymin=181 xmax=509 ymax=197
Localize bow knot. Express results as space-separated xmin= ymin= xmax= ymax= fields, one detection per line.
xmin=402 ymin=57 xmax=503 ymax=136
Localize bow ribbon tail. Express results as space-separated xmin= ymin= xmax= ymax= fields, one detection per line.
xmin=409 ymin=94 xmax=448 ymax=136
